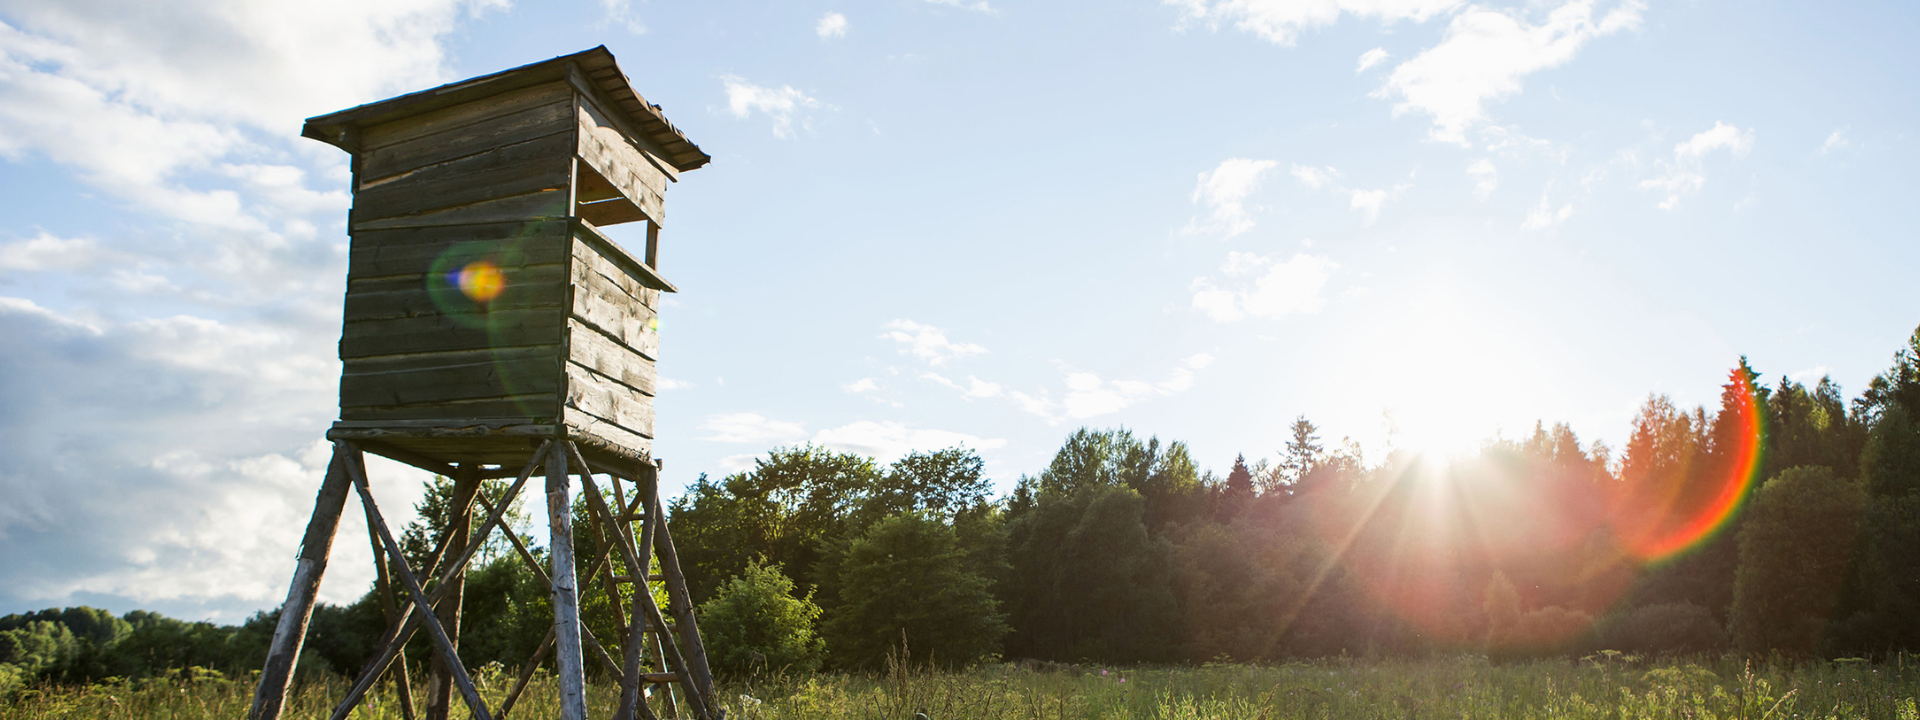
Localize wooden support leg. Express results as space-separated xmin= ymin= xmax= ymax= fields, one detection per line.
xmin=366 ymin=497 xmax=416 ymax=720
xmin=650 ymin=482 xmax=722 ymax=719
xmin=651 ymin=630 xmax=678 ymax=720
xmin=571 ymin=446 xmax=713 ymax=720
xmin=546 ymin=442 xmax=589 ymax=720
xmin=619 ymin=480 xmax=657 ymax=720
xmin=345 ymin=446 xmax=493 ymax=720
xmin=249 ymin=443 xmax=356 ymax=720
xmin=572 ymin=463 xmax=654 ymax=720
xmin=327 ymin=443 xmax=549 ymax=720
xmin=427 ymin=466 xmax=482 ymax=720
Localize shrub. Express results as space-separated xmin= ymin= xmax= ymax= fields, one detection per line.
xmin=697 ymin=559 xmax=823 ymax=680
xmin=1730 ymin=466 xmax=1864 ymax=655
xmin=1592 ymin=602 xmax=1727 ymax=656
xmin=823 ymin=513 xmax=1007 ymax=670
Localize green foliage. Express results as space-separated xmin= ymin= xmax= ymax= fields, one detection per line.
xmin=1281 ymin=416 xmax=1323 ymax=488
xmin=1167 ymin=513 xmax=1319 ymax=662
xmin=1732 ymin=466 xmax=1866 ymax=655
xmin=0 ymin=621 xmax=77 ymax=675
xmin=1592 ymin=602 xmax=1728 ymax=656
xmin=822 ymin=513 xmax=1007 ymax=670
xmin=670 ymin=445 xmax=884 ymax=603
xmin=400 ymin=474 xmax=531 ymax=570
xmin=1862 ymin=404 xmax=1920 ymax=498
xmin=858 ymin=447 xmax=992 ymax=523
xmin=699 ymin=559 xmax=823 ymax=679
xmin=1833 ymin=493 xmax=1920 ymax=653
xmin=1005 ymin=482 xmax=1178 ymax=663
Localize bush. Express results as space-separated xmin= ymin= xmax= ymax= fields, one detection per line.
xmin=823 ymin=513 xmax=1007 ymax=670
xmin=1592 ymin=603 xmax=1727 ymax=656
xmin=1730 ymin=466 xmax=1864 ymax=655
xmin=697 ymin=559 xmax=823 ymax=679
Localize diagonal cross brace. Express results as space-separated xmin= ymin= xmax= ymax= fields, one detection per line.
xmin=326 ymin=440 xmax=552 ymax=720
xmin=570 ymin=445 xmax=716 ymax=720
xmin=344 ymin=445 xmax=493 ymax=720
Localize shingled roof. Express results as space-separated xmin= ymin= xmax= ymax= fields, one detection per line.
xmin=302 ymin=46 xmax=709 ymax=172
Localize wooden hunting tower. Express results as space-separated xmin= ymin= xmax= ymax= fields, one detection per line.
xmin=251 ymin=48 xmax=721 ymax=720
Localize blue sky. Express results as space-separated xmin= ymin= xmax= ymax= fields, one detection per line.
xmin=0 ymin=0 xmax=1914 ymax=620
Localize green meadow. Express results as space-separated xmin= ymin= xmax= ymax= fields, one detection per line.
xmin=5 ymin=655 xmax=1918 ymax=720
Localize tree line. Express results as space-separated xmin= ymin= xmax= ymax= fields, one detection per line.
xmin=4 ymin=325 xmax=1917 ymax=691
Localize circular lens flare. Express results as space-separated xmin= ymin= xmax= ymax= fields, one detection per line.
xmin=453 ymin=260 xmax=505 ymax=304
xmin=1607 ymin=369 xmax=1766 ymax=562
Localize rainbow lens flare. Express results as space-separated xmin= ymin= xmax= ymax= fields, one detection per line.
xmin=1606 ymin=369 xmax=1766 ymax=562
xmin=453 ymin=260 xmax=506 ymax=304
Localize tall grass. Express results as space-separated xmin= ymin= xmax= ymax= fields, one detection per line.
xmin=4 ymin=655 xmax=1917 ymax=719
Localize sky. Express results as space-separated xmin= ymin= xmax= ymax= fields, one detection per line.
xmin=0 ymin=0 xmax=1914 ymax=621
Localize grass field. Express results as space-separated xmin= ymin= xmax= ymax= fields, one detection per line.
xmin=3 ymin=654 xmax=1917 ymax=719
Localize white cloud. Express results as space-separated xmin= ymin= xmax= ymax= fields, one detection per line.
xmin=1190 ymin=252 xmax=1338 ymax=322
xmin=1638 ymin=121 xmax=1755 ymax=210
xmin=0 ymin=0 xmax=505 ymax=617
xmin=721 ymin=75 xmax=823 ymax=139
xmin=1379 ymin=0 xmax=1645 ymax=143
xmin=1158 ymin=353 xmax=1215 ymax=393
xmin=657 ymin=376 xmax=693 ymax=391
xmin=1052 ymin=356 xmax=1214 ymax=420
xmin=0 ymin=232 xmax=119 ymax=271
xmin=1347 ymin=184 xmax=1409 ymax=225
xmin=698 ymin=413 xmax=809 ymax=444
xmin=1788 ymin=365 xmax=1834 ymax=385
xmin=920 ymin=372 xmax=1004 ymax=399
xmin=1466 ymin=159 xmax=1498 ymax=199
xmin=1169 ymin=0 xmax=1460 ymax=46
xmin=1819 ymin=128 xmax=1850 ymax=156
xmin=1187 ymin=158 xmax=1278 ymax=237
xmin=1522 ymin=190 xmax=1574 ymax=230
xmin=0 ymin=299 xmax=372 ymax=620
xmin=810 ymin=421 xmax=1005 ymax=464
xmin=817 ymin=12 xmax=849 ymax=38
xmin=1291 ymin=163 xmax=1339 ymax=190
xmin=1357 ymin=47 xmax=1391 ymax=73
xmin=1294 ymin=165 xmax=1409 ymax=224
xmin=898 ymin=333 xmax=1209 ymax=422
xmin=716 ymin=454 xmax=760 ymax=473
xmin=599 ymin=0 xmax=648 ymax=34
xmin=882 ymin=319 xmax=987 ymax=366
xmin=0 ymin=0 xmax=490 ymax=229
xmin=843 ymin=377 xmax=878 ymax=393
xmin=925 ymin=0 xmax=996 ymax=13
xmin=1062 ymin=372 xmax=1156 ymax=419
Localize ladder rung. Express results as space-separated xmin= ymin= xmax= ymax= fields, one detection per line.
xmin=640 ymin=672 xmax=680 ymax=684
xmin=611 ymin=574 xmax=666 ymax=583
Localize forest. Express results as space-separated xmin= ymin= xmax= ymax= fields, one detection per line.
xmin=3 ymin=325 xmax=1918 ymax=695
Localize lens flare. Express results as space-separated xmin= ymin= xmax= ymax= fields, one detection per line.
xmin=1607 ymin=370 xmax=1766 ymax=562
xmin=453 ymin=260 xmax=505 ymax=303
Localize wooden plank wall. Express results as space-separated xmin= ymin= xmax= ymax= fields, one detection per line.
xmin=574 ymin=94 xmax=670 ymax=228
xmin=335 ymin=78 xmax=667 ymax=462
xmin=562 ymin=227 xmax=660 ymax=455
xmin=351 ymin=82 xmax=575 ymax=231
xmin=339 ymin=221 xmax=570 ymax=424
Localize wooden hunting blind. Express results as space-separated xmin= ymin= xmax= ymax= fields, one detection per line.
xmin=309 ymin=45 xmax=709 ymax=473
xmin=251 ymin=48 xmax=722 ymax=720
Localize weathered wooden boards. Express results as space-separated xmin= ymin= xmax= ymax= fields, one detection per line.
xmin=328 ymin=69 xmax=678 ymax=468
